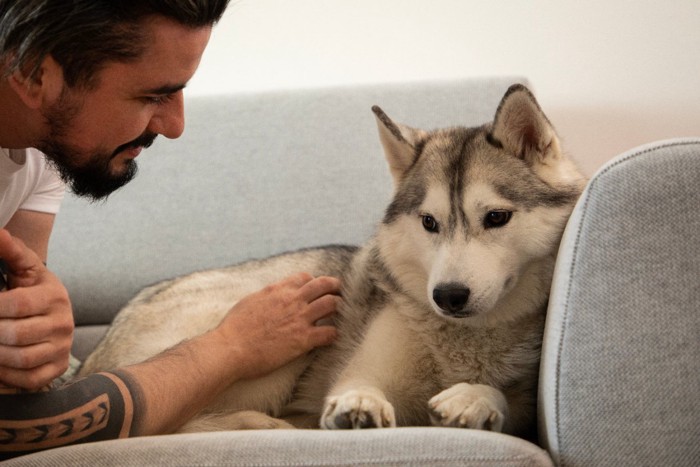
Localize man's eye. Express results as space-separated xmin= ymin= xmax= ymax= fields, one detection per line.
xmin=144 ymin=94 xmax=173 ymax=105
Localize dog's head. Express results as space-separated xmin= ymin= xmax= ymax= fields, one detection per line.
xmin=373 ymin=84 xmax=586 ymax=323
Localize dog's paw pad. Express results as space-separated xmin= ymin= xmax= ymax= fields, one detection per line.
xmin=428 ymin=382 xmax=507 ymax=432
xmin=321 ymin=388 xmax=396 ymax=429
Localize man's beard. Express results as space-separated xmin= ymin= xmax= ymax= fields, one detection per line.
xmin=37 ymin=89 xmax=156 ymax=201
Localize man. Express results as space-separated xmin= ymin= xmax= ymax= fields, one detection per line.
xmin=0 ymin=1 xmax=340 ymax=457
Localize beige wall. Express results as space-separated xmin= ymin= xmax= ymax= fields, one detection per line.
xmin=188 ymin=0 xmax=700 ymax=175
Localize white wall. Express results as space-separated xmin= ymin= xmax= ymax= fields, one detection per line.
xmin=187 ymin=0 xmax=700 ymax=175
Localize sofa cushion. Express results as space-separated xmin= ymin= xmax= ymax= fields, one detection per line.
xmin=4 ymin=428 xmax=553 ymax=466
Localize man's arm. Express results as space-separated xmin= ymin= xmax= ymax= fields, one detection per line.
xmin=0 ymin=271 xmax=340 ymax=459
xmin=120 ymin=270 xmax=340 ymax=436
xmin=0 ymin=371 xmax=138 ymax=460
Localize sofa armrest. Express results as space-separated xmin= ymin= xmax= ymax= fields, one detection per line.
xmin=539 ymin=138 xmax=700 ymax=466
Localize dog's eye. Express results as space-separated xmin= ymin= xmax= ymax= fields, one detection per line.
xmin=484 ymin=210 xmax=512 ymax=229
xmin=421 ymin=215 xmax=439 ymax=233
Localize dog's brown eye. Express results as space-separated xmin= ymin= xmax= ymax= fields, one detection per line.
xmin=422 ymin=215 xmax=439 ymax=233
xmin=484 ymin=211 xmax=512 ymax=229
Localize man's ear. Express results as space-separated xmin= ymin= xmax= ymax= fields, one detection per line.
xmin=7 ymin=55 xmax=65 ymax=110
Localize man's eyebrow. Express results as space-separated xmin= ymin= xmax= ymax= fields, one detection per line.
xmin=141 ymin=83 xmax=186 ymax=95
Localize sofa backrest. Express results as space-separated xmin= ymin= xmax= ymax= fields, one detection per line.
xmin=48 ymin=77 xmax=527 ymax=327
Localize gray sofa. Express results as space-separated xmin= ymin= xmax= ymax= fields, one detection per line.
xmin=8 ymin=78 xmax=699 ymax=465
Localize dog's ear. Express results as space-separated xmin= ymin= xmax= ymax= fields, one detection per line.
xmin=489 ymin=84 xmax=562 ymax=165
xmin=372 ymin=105 xmax=427 ymax=184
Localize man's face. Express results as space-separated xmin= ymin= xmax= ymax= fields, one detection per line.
xmin=38 ymin=16 xmax=212 ymax=200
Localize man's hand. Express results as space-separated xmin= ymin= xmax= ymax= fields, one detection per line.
xmin=115 ymin=271 xmax=343 ymax=436
xmin=213 ymin=272 xmax=342 ymax=381
xmin=0 ymin=229 xmax=73 ymax=390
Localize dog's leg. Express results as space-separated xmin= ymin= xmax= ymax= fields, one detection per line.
xmin=428 ymin=382 xmax=508 ymax=432
xmin=280 ymin=411 xmax=323 ymax=429
xmin=320 ymin=308 xmax=418 ymax=429
xmin=178 ymin=410 xmax=295 ymax=433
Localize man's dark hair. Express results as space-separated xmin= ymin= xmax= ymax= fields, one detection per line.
xmin=0 ymin=0 xmax=230 ymax=89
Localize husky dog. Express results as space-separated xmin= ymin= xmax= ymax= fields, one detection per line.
xmin=80 ymin=84 xmax=586 ymax=438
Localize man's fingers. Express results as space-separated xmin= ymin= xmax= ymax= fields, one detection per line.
xmin=0 ymin=342 xmax=56 ymax=369
xmin=0 ymin=287 xmax=54 ymax=319
xmin=298 ymin=276 xmax=341 ymax=303
xmin=0 ymin=360 xmax=67 ymax=390
xmin=307 ymin=294 xmax=342 ymax=323
xmin=0 ymin=288 xmax=33 ymax=318
xmin=0 ymin=313 xmax=70 ymax=346
xmin=283 ymin=271 xmax=315 ymax=288
xmin=0 ymin=229 xmax=33 ymax=273
xmin=307 ymin=325 xmax=338 ymax=348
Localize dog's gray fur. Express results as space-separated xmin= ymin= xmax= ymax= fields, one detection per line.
xmin=80 ymin=84 xmax=586 ymax=438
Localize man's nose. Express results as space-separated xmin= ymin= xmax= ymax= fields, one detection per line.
xmin=147 ymin=91 xmax=185 ymax=139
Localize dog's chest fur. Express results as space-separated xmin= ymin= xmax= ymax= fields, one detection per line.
xmin=421 ymin=310 xmax=545 ymax=389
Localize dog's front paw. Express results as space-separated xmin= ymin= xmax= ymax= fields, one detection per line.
xmin=428 ymin=383 xmax=508 ymax=432
xmin=321 ymin=387 xmax=396 ymax=429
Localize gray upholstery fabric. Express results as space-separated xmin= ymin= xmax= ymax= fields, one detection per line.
xmin=48 ymin=78 xmax=527 ymax=331
xmin=5 ymin=428 xmax=553 ymax=466
xmin=539 ymin=139 xmax=700 ymax=466
xmin=71 ymin=325 xmax=108 ymax=361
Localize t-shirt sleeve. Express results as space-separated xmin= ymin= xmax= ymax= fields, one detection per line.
xmin=18 ymin=151 xmax=66 ymax=215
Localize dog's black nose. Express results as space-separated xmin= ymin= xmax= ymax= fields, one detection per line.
xmin=433 ymin=285 xmax=470 ymax=315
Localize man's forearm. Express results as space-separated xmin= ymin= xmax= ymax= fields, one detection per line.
xmin=119 ymin=327 xmax=241 ymax=436
xmin=0 ymin=270 xmax=340 ymax=459
xmin=0 ymin=328 xmax=241 ymax=460
xmin=0 ymin=371 xmax=140 ymax=460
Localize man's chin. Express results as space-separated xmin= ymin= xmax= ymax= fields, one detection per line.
xmin=65 ymin=160 xmax=138 ymax=201
xmin=39 ymin=136 xmax=143 ymax=200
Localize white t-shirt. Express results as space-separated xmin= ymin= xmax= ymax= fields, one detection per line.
xmin=0 ymin=147 xmax=66 ymax=228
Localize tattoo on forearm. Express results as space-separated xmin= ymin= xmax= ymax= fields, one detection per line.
xmin=105 ymin=369 xmax=144 ymax=436
xmin=0 ymin=371 xmax=142 ymax=460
